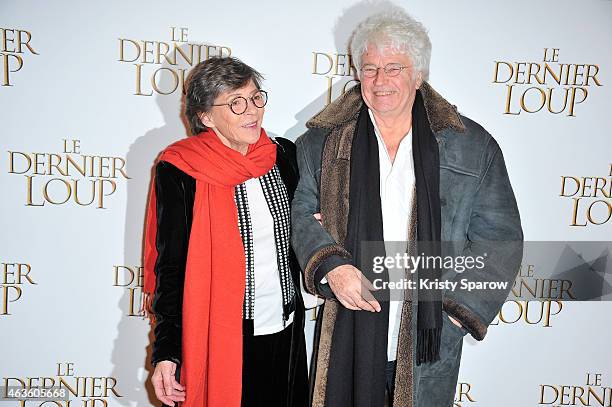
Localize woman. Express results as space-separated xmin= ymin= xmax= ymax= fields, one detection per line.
xmin=142 ymin=56 xmax=308 ymax=407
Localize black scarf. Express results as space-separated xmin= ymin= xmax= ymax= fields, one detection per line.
xmin=322 ymin=90 xmax=442 ymax=407
xmin=347 ymin=89 xmax=442 ymax=365
xmin=411 ymin=90 xmax=443 ymax=364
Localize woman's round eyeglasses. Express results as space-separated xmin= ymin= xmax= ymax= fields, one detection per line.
xmin=212 ymin=90 xmax=268 ymax=115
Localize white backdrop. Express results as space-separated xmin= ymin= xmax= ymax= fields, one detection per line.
xmin=1 ymin=0 xmax=611 ymax=406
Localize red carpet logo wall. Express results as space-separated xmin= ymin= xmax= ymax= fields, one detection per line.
xmin=1 ymin=262 xmax=35 ymax=316
xmin=454 ymin=382 xmax=476 ymax=407
xmin=512 ymin=263 xmax=575 ymax=301
xmin=113 ymin=265 xmax=144 ymax=318
xmin=561 ymin=164 xmax=612 ymax=227
xmin=311 ymin=50 xmax=358 ymax=105
xmin=0 ymin=27 xmax=38 ymax=87
xmin=118 ymin=27 xmax=231 ymax=96
xmin=493 ymin=48 xmax=603 ymax=116
xmin=7 ymin=139 xmax=129 ymax=209
xmin=3 ymin=362 xmax=123 ymax=406
xmin=1 ymin=2 xmax=611 ymax=407
xmin=492 ymin=261 xmax=570 ymax=327
xmin=539 ymin=373 xmax=611 ymax=406
xmin=492 ymin=300 xmax=563 ymax=327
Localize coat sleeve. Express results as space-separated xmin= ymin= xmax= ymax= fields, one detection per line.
xmin=291 ymin=130 xmax=352 ymax=298
xmin=443 ymin=138 xmax=524 ymax=341
xmin=150 ymin=161 xmax=189 ymax=367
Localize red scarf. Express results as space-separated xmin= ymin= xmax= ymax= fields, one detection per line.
xmin=143 ymin=128 xmax=276 ymax=407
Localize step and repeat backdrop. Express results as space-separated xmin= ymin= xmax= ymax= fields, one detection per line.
xmin=1 ymin=0 xmax=611 ymax=406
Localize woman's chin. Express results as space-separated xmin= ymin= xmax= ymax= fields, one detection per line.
xmin=246 ymin=127 xmax=262 ymax=144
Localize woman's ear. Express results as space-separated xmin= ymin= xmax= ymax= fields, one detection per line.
xmin=199 ymin=112 xmax=215 ymax=128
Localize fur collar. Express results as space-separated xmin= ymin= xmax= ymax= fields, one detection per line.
xmin=306 ymin=81 xmax=466 ymax=134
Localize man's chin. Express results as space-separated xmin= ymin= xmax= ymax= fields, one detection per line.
xmin=370 ymin=105 xmax=399 ymax=115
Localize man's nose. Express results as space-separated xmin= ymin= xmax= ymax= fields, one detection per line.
xmin=373 ymin=69 xmax=386 ymax=85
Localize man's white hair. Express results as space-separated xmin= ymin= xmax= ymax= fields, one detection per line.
xmin=350 ymin=7 xmax=432 ymax=81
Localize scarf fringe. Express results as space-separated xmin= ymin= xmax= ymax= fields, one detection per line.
xmin=416 ymin=327 xmax=441 ymax=365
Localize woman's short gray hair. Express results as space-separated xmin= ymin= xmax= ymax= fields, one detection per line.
xmin=350 ymin=8 xmax=431 ymax=81
xmin=184 ymin=56 xmax=263 ymax=135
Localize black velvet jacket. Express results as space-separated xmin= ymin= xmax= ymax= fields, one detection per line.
xmin=149 ymin=136 xmax=307 ymax=403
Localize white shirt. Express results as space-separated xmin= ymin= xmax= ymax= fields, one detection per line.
xmin=245 ymin=177 xmax=294 ymax=335
xmin=369 ymin=109 xmax=415 ymax=361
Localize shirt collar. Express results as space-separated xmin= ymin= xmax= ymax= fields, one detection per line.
xmin=367 ymin=109 xmax=412 ymax=162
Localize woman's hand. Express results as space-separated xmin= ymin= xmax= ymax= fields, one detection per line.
xmin=152 ymin=360 xmax=185 ymax=406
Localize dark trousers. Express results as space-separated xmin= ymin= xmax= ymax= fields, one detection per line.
xmin=385 ymin=360 xmax=397 ymax=407
xmin=241 ymin=321 xmax=293 ymax=407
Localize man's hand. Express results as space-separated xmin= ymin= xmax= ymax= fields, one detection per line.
xmin=448 ymin=315 xmax=463 ymax=329
xmin=327 ymin=264 xmax=381 ymax=312
xmin=151 ymin=360 xmax=185 ymax=406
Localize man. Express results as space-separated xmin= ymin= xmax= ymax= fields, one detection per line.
xmin=291 ymin=8 xmax=523 ymax=407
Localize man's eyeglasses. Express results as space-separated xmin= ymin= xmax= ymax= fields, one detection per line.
xmin=212 ymin=90 xmax=268 ymax=115
xmin=360 ymin=64 xmax=409 ymax=78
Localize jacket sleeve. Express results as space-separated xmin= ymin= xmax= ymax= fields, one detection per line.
xmin=443 ymin=138 xmax=524 ymax=341
xmin=150 ymin=161 xmax=189 ymax=367
xmin=291 ymin=130 xmax=352 ymax=298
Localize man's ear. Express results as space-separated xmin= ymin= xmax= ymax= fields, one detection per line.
xmin=199 ymin=112 xmax=215 ymax=128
